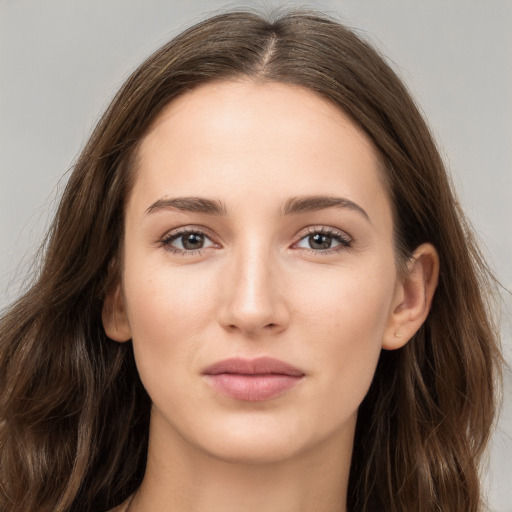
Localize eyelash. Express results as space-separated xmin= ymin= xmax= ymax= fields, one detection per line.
xmin=296 ymin=226 xmax=353 ymax=254
xmin=160 ymin=226 xmax=353 ymax=256
xmin=160 ymin=227 xmax=218 ymax=255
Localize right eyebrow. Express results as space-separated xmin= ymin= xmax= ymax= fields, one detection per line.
xmin=145 ymin=196 xmax=227 ymax=215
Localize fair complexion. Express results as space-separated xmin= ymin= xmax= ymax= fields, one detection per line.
xmin=103 ymin=80 xmax=439 ymax=512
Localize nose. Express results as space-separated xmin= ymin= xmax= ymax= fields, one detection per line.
xmin=218 ymin=247 xmax=290 ymax=336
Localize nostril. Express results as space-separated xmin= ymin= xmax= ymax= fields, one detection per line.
xmin=226 ymin=321 xmax=277 ymax=332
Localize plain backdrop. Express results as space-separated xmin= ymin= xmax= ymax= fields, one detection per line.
xmin=1 ymin=0 xmax=511 ymax=509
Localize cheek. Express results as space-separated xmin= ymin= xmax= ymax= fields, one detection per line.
xmin=124 ymin=255 xmax=217 ymax=330
xmin=121 ymin=260 xmax=219 ymax=392
xmin=292 ymin=257 xmax=395 ymax=341
xmin=289 ymin=258 xmax=396 ymax=401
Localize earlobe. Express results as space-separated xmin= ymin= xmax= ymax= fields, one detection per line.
xmin=102 ymin=284 xmax=132 ymax=342
xmin=383 ymin=243 xmax=439 ymax=350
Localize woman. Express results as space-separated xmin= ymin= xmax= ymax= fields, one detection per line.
xmin=0 ymin=10 xmax=502 ymax=512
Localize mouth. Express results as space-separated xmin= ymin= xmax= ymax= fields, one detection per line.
xmin=202 ymin=356 xmax=305 ymax=402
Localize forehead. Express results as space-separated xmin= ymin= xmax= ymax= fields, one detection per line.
xmin=142 ymin=80 xmax=377 ymax=163
xmin=130 ymin=80 xmax=391 ymax=225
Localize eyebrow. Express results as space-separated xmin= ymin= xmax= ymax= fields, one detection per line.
xmin=146 ymin=197 xmax=227 ymax=215
xmin=145 ymin=194 xmax=369 ymax=222
xmin=282 ymin=195 xmax=370 ymax=222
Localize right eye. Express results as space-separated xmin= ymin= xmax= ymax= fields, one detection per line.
xmin=161 ymin=229 xmax=218 ymax=255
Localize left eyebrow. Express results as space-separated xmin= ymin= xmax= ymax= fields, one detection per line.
xmin=281 ymin=195 xmax=370 ymax=222
xmin=145 ymin=196 xmax=227 ymax=215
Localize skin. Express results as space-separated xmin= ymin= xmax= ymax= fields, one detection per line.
xmin=104 ymin=80 xmax=439 ymax=512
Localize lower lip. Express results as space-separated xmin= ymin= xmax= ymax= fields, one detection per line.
xmin=205 ymin=374 xmax=303 ymax=401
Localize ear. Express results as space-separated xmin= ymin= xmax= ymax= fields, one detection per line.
xmin=383 ymin=243 xmax=439 ymax=350
xmin=102 ymin=284 xmax=132 ymax=342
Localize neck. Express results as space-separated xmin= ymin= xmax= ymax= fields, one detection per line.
xmin=130 ymin=409 xmax=355 ymax=512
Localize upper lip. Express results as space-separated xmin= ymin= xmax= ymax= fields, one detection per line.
xmin=202 ymin=357 xmax=304 ymax=376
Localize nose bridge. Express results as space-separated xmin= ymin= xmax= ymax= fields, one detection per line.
xmin=237 ymin=244 xmax=272 ymax=308
xmin=220 ymin=237 xmax=287 ymax=334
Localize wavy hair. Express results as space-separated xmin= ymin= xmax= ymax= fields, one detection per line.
xmin=0 ymin=9 xmax=502 ymax=512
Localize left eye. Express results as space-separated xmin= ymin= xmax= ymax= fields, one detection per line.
xmin=295 ymin=231 xmax=351 ymax=251
xmin=163 ymin=231 xmax=216 ymax=251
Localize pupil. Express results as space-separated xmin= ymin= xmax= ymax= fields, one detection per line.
xmin=309 ymin=233 xmax=331 ymax=250
xmin=182 ymin=233 xmax=204 ymax=250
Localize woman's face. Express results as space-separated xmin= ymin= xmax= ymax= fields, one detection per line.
xmin=110 ymin=80 xmax=405 ymax=463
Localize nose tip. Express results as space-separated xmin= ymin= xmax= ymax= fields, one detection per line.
xmin=221 ymin=289 xmax=289 ymax=335
xmin=224 ymin=309 xmax=284 ymax=335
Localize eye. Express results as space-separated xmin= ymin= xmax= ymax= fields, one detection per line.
xmin=161 ymin=228 xmax=217 ymax=254
xmin=294 ymin=228 xmax=352 ymax=252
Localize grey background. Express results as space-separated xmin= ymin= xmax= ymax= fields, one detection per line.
xmin=1 ymin=0 xmax=511 ymax=509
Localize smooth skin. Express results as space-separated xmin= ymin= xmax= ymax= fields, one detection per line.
xmin=104 ymin=80 xmax=439 ymax=512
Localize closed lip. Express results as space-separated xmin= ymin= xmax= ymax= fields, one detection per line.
xmin=202 ymin=356 xmax=305 ymax=377
xmin=202 ymin=356 xmax=305 ymax=401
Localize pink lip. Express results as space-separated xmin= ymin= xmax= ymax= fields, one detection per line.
xmin=202 ymin=357 xmax=305 ymax=401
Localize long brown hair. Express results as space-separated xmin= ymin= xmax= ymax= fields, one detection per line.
xmin=0 ymin=10 xmax=502 ymax=512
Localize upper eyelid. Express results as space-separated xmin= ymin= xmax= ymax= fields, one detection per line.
xmin=294 ymin=225 xmax=352 ymax=241
xmin=160 ymin=224 xmax=350 ymax=237
xmin=161 ymin=225 xmax=217 ymax=241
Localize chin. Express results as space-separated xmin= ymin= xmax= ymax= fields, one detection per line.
xmin=188 ymin=412 xmax=333 ymax=466
xmin=198 ymin=434 xmax=306 ymax=465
